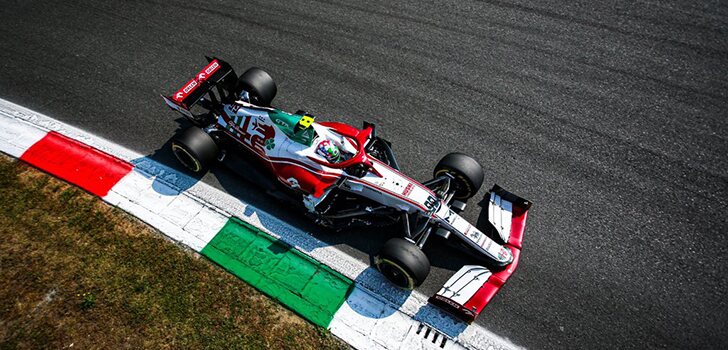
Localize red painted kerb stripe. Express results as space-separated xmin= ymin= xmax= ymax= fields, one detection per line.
xmin=20 ymin=131 xmax=133 ymax=197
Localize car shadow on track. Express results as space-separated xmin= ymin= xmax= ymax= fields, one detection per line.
xmin=135 ymin=134 xmax=479 ymax=266
xmin=345 ymin=266 xmax=469 ymax=339
xmin=128 ymin=119 xmax=206 ymax=192
xmin=132 ymin=118 xmax=483 ymax=311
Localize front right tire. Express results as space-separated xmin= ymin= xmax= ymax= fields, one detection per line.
xmin=375 ymin=238 xmax=430 ymax=290
xmin=171 ymin=127 xmax=219 ymax=173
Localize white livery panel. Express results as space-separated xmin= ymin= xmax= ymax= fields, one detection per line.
xmin=349 ymin=159 xmax=438 ymax=213
xmin=488 ymin=191 xmax=513 ymax=243
xmin=433 ymin=204 xmax=513 ymax=266
xmin=435 ymin=265 xmax=492 ymax=306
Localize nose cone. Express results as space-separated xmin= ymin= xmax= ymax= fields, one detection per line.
xmin=497 ymin=246 xmax=514 ymax=264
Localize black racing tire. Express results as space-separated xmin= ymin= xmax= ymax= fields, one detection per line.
xmin=237 ymin=67 xmax=277 ymax=106
xmin=375 ymin=238 xmax=430 ymax=290
xmin=433 ymin=153 xmax=484 ymax=200
xmin=171 ymin=127 xmax=219 ymax=173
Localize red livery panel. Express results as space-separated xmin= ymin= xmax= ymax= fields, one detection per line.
xmin=172 ymin=59 xmax=222 ymax=106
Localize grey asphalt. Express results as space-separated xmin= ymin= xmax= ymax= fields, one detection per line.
xmin=1 ymin=0 xmax=726 ymax=348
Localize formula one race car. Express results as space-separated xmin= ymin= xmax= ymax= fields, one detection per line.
xmin=162 ymin=57 xmax=532 ymax=322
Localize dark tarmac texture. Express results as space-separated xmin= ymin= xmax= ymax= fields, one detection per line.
xmin=1 ymin=1 xmax=726 ymax=348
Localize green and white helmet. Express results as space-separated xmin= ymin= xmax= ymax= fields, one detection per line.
xmin=316 ymin=139 xmax=340 ymax=163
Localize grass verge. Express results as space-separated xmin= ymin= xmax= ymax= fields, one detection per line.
xmin=0 ymin=154 xmax=345 ymax=349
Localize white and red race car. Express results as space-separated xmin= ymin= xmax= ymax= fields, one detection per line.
xmin=162 ymin=57 xmax=532 ymax=322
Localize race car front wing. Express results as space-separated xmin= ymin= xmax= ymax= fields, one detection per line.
xmin=429 ymin=185 xmax=531 ymax=323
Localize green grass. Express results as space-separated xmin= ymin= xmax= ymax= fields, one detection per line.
xmin=0 ymin=154 xmax=346 ymax=349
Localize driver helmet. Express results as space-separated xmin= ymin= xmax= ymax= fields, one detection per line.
xmin=316 ymin=139 xmax=341 ymax=163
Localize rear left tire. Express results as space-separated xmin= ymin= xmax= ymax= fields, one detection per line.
xmin=237 ymin=67 xmax=277 ymax=106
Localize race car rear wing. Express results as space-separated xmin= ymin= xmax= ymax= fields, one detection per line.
xmin=429 ymin=185 xmax=531 ymax=323
xmin=162 ymin=57 xmax=237 ymax=118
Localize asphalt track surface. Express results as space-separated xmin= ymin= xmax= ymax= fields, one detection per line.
xmin=1 ymin=1 xmax=727 ymax=348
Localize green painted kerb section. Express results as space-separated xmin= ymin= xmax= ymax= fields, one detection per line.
xmin=201 ymin=217 xmax=354 ymax=328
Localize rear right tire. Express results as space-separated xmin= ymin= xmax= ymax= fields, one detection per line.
xmin=171 ymin=127 xmax=219 ymax=173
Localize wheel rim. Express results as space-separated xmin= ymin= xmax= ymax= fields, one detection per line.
xmin=434 ymin=168 xmax=473 ymax=199
xmin=376 ymin=258 xmax=414 ymax=289
xmin=172 ymin=143 xmax=201 ymax=172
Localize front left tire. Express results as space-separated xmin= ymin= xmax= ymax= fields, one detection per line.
xmin=433 ymin=153 xmax=484 ymax=200
xmin=171 ymin=127 xmax=219 ymax=173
